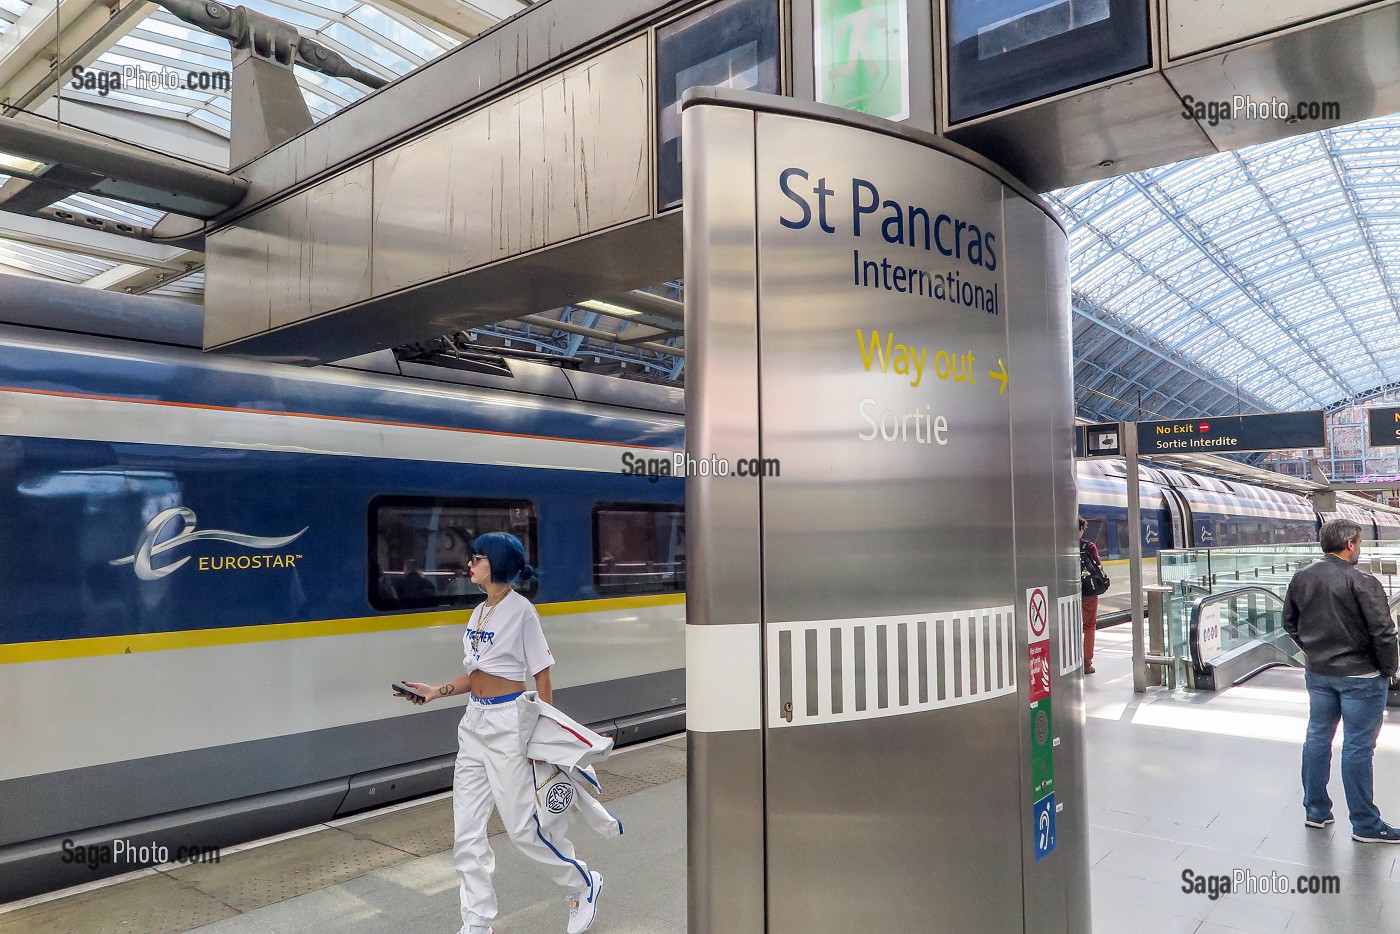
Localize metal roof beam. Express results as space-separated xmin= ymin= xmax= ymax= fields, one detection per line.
xmin=1224 ymin=152 xmax=1385 ymax=385
xmin=1072 ymin=294 xmax=1272 ymax=412
xmin=82 ymin=257 xmax=203 ymax=293
xmin=517 ymin=313 xmax=683 ymax=358
xmin=607 ymin=289 xmax=684 ymax=323
xmin=0 ymin=210 xmax=198 ymax=268
xmin=469 ymin=323 xmax=678 ymax=377
xmin=1317 ymin=131 xmax=1400 ymax=334
xmin=0 ymin=111 xmax=245 ymax=218
xmin=1126 ymin=173 xmax=1359 ymax=401
xmin=1047 ymin=192 xmax=1324 ymax=408
xmin=1074 ymin=373 xmax=1153 ymax=422
xmin=1075 ymin=356 xmax=1213 ymax=420
xmin=0 ymin=258 xmax=44 ymax=279
xmin=1072 ymin=321 xmax=1122 ymax=361
xmin=345 ymin=0 xmax=492 ymax=44
xmin=30 ymin=96 xmax=230 ymax=168
xmin=0 ymin=268 xmax=203 ymax=342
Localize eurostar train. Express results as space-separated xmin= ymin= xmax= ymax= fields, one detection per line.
xmin=5 ymin=320 xmax=1399 ymax=901
xmin=1076 ymin=458 xmax=1400 ymax=560
xmin=0 ymin=324 xmax=685 ymax=901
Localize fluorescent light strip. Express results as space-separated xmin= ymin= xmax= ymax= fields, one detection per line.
xmin=0 ymin=151 xmax=49 ymax=175
xmin=577 ymin=299 xmax=641 ymax=318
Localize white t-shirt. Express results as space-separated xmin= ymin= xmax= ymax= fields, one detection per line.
xmin=462 ymin=590 xmax=554 ymax=681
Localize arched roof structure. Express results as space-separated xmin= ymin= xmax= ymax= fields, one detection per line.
xmin=1051 ymin=111 xmax=1400 ymax=424
xmin=1 ymin=2 xmax=1398 ymax=390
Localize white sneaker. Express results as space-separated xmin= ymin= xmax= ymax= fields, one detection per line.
xmin=566 ymin=871 xmax=603 ymax=934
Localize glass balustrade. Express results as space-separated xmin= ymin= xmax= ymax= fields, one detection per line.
xmin=1155 ymin=542 xmax=1400 ymax=687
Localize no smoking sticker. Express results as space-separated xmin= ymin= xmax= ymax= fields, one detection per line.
xmin=1026 ymin=586 xmax=1049 ymax=645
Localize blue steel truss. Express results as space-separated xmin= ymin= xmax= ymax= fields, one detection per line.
xmin=457 ymin=281 xmax=686 ymax=383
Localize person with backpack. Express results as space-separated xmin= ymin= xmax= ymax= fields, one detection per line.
xmin=1079 ymin=516 xmax=1110 ymax=674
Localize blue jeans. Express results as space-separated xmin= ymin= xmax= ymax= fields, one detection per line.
xmin=1302 ymin=671 xmax=1390 ymax=835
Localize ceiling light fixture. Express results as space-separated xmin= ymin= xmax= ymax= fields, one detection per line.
xmin=577 ymin=299 xmax=641 ymax=318
xmin=0 ymin=150 xmax=51 ymax=175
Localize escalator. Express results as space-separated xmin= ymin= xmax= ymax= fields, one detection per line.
xmin=1189 ymin=587 xmax=1400 ymax=706
xmin=1188 ymin=586 xmax=1302 ymax=691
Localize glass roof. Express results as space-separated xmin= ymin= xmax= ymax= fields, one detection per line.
xmin=1 ymin=0 xmax=1398 ymax=398
xmin=0 ymin=0 xmax=528 ymax=291
xmin=149 ymin=270 xmax=205 ymax=298
xmin=1052 ymin=110 xmax=1400 ymax=415
xmin=0 ymin=236 xmax=118 ymax=281
xmin=5 ymin=0 xmax=475 ymax=137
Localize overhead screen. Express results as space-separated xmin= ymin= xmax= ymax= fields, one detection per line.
xmin=1370 ymin=407 xmax=1400 ymax=448
xmin=656 ymin=0 xmax=781 ymax=210
xmin=946 ymin=0 xmax=1151 ymax=123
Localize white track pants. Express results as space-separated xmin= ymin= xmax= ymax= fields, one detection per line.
xmin=453 ymin=699 xmax=591 ymax=929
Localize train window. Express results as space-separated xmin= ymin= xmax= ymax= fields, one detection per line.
xmin=369 ymin=497 xmax=538 ymax=611
xmin=1083 ymin=517 xmax=1108 ymax=556
xmin=592 ymin=504 xmax=686 ymax=595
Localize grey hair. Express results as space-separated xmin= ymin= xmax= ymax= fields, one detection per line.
xmin=1319 ymin=518 xmax=1362 ymax=554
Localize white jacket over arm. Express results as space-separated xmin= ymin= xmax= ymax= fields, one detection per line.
xmin=516 ymin=692 xmax=624 ymax=837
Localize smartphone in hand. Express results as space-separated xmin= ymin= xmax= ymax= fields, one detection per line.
xmin=392 ymin=681 xmax=428 ymax=702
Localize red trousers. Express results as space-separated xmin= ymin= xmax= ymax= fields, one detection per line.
xmin=1081 ymin=593 xmax=1099 ymax=668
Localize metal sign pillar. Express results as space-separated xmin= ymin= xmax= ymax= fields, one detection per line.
xmin=1125 ymin=422 xmax=1147 ymax=693
xmin=683 ymin=88 xmax=1090 ymax=934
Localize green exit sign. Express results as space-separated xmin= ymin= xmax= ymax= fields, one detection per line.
xmin=814 ymin=0 xmax=910 ymax=121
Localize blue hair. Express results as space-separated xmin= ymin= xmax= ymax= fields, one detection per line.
xmin=471 ymin=532 xmax=537 ymax=586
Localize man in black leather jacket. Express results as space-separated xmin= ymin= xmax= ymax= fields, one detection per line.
xmin=1283 ymin=518 xmax=1399 ymax=843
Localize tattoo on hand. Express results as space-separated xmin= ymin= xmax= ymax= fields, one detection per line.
xmin=440 ymin=684 xmax=455 ymax=696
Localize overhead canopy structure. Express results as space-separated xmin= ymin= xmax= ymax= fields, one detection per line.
xmin=0 ymin=0 xmax=1399 ymax=401
xmin=1055 ymin=111 xmax=1400 ymax=424
xmin=0 ymin=0 xmax=687 ymax=377
xmin=0 ymin=0 xmax=531 ymax=292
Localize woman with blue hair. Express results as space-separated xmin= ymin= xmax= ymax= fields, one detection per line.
xmin=399 ymin=532 xmax=603 ymax=934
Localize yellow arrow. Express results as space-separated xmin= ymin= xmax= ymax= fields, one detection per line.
xmin=989 ymin=359 xmax=1008 ymax=394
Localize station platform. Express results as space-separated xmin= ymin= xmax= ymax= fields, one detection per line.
xmin=7 ymin=629 xmax=1400 ymax=934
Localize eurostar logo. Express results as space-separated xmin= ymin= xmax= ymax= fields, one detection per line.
xmin=111 ymin=507 xmax=308 ymax=581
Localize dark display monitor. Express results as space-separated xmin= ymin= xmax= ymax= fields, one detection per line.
xmin=946 ymin=0 xmax=1150 ymax=124
xmin=656 ymin=0 xmax=780 ymax=211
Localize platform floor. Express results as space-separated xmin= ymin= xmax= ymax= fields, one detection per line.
xmin=7 ymin=627 xmax=1400 ymax=934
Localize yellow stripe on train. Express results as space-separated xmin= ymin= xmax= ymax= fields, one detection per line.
xmin=0 ymin=593 xmax=687 ymax=665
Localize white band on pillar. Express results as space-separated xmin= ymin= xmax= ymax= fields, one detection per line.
xmin=686 ymin=623 xmax=762 ymax=733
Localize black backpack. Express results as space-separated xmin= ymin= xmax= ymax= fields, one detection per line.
xmin=1080 ymin=541 xmax=1110 ymax=597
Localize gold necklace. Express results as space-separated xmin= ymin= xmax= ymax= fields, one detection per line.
xmin=476 ymin=593 xmax=505 ymax=631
